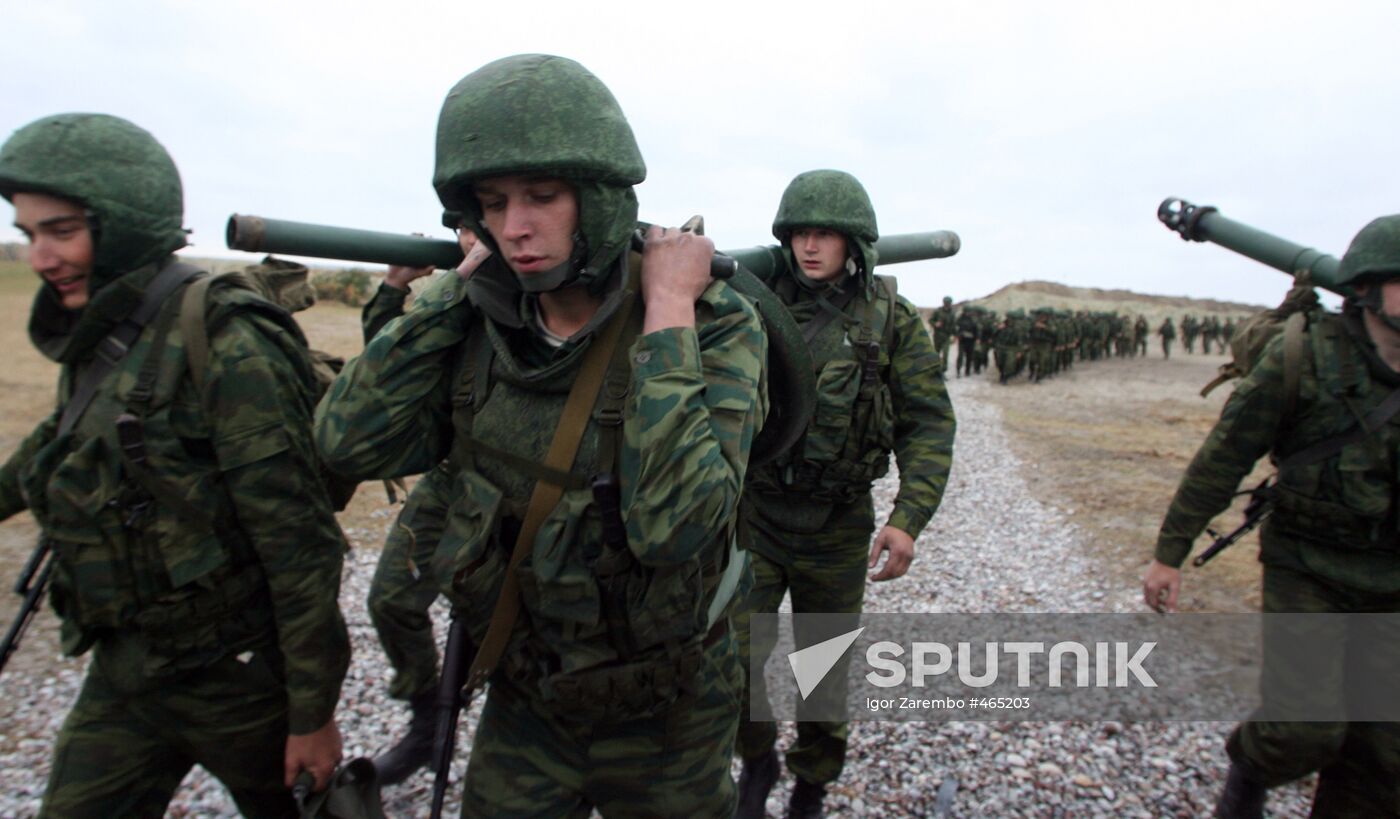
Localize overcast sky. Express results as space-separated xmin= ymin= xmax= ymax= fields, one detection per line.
xmin=4 ymin=0 xmax=1398 ymax=308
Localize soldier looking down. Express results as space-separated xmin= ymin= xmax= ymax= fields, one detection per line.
xmin=315 ymin=54 xmax=767 ymax=817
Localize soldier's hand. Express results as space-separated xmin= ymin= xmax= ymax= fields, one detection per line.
xmin=285 ymin=718 xmax=343 ymax=791
xmin=1142 ymin=560 xmax=1181 ymax=613
xmin=456 ymin=233 xmax=491 ymax=281
xmin=641 ymin=224 xmax=713 ymax=334
xmin=869 ymin=525 xmax=915 ymax=581
xmin=384 ymin=232 xmax=437 ymax=291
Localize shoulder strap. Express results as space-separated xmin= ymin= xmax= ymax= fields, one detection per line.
xmin=179 ymin=272 xmax=220 ymax=398
xmin=465 ymin=283 xmax=640 ymax=693
xmin=1279 ymin=384 xmax=1400 ymax=471
xmin=57 ymin=262 xmax=204 ymax=436
xmin=878 ymin=275 xmax=897 ymax=352
xmin=1281 ymin=311 xmax=1308 ymax=420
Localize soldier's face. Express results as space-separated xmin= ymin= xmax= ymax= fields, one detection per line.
xmin=11 ymin=192 xmax=94 ymax=311
xmin=473 ymin=176 xmax=579 ymax=278
xmin=790 ymin=227 xmax=848 ymax=282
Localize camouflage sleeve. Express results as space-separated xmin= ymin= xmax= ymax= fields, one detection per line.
xmin=1155 ymin=336 xmax=1288 ymax=567
xmin=202 ymin=311 xmax=350 ymax=735
xmin=316 ymin=273 xmax=470 ymax=480
xmin=622 ymin=282 xmax=768 ymax=566
xmin=0 ymin=412 xmax=57 ymax=521
xmin=887 ymin=295 xmax=956 ymax=537
xmin=361 ymin=283 xmax=408 ymax=344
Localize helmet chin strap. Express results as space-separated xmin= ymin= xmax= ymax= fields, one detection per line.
xmin=509 ymin=231 xmax=590 ymax=294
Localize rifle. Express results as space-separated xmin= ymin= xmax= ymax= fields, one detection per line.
xmin=0 ymin=537 xmax=54 ymax=677
xmin=1193 ymin=478 xmax=1275 ymax=567
xmin=429 ymin=612 xmax=477 ymax=819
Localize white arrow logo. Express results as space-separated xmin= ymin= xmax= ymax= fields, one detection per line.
xmin=788 ymin=627 xmax=865 ymax=700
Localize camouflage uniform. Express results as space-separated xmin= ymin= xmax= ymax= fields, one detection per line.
xmin=733 ymin=171 xmax=956 ymax=799
xmin=931 ymin=297 xmax=955 ymax=372
xmin=0 ymin=115 xmax=348 ymax=817
xmin=314 ymin=55 xmax=766 ymax=818
xmin=1134 ymin=315 xmax=1149 ymax=357
xmin=954 ymin=307 xmax=978 ymax=377
xmin=1156 ymin=216 xmax=1400 ymax=817
xmin=1158 ymin=317 xmax=1176 ymax=359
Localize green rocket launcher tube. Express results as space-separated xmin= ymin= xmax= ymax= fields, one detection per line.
xmin=1157 ymin=198 xmax=1347 ymax=296
xmin=227 ymin=214 xmax=961 ymax=274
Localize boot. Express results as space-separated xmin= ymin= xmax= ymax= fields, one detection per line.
xmin=735 ymin=749 xmax=779 ymax=819
xmin=786 ymin=778 xmax=825 ymax=819
xmin=372 ymin=688 xmax=437 ymax=786
xmin=1213 ymin=762 xmax=1265 ymax=819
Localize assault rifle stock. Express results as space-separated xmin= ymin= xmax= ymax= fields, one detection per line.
xmin=0 ymin=537 xmax=53 ymax=677
xmin=1194 ymin=478 xmax=1275 ymax=567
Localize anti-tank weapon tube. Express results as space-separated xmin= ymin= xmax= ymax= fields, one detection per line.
xmin=227 ymin=214 xmax=961 ymax=275
xmin=1157 ymin=198 xmax=1347 ymax=296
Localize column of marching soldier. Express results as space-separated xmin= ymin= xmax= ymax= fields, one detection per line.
xmin=929 ymin=303 xmax=1246 ymax=384
xmin=1 ymin=52 xmax=1397 ymax=819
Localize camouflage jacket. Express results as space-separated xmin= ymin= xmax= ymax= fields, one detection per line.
xmin=745 ymin=267 xmax=955 ymax=540
xmin=0 ymin=268 xmax=349 ymax=733
xmin=1156 ymin=307 xmax=1400 ymax=593
xmin=362 ymin=281 xmax=411 ymax=343
xmin=316 ymin=263 xmax=766 ymax=679
xmin=931 ymin=305 xmax=956 ymax=344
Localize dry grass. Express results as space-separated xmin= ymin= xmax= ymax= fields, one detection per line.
xmin=968 ymin=352 xmax=1270 ymax=613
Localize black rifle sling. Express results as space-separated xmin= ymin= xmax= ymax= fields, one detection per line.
xmin=57 ymin=262 xmax=204 ymax=436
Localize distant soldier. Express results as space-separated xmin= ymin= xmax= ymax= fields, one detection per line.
xmin=1182 ymin=313 xmax=1199 ymax=353
xmin=1200 ymin=315 xmax=1219 ymax=354
xmin=1222 ymin=316 xmax=1237 ymax=349
xmin=1158 ymin=316 xmax=1176 ymax=359
xmin=734 ymin=170 xmax=955 ymax=819
xmin=1134 ymin=314 xmax=1150 ymax=357
xmin=1028 ymin=308 xmax=1055 ymax=382
xmin=955 ymin=305 xmax=979 ymax=377
xmin=0 ymin=114 xmax=349 ymax=814
xmin=1144 ymin=215 xmax=1400 ymax=818
xmin=931 ymin=296 xmax=955 ymax=372
xmin=975 ymin=308 xmax=996 ymax=374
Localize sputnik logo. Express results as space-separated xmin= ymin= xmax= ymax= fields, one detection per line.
xmin=787 ymin=627 xmax=865 ymax=700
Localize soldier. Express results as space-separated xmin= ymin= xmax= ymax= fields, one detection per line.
xmin=315 ymin=54 xmax=766 ymax=817
xmin=0 ymin=114 xmax=349 ymax=815
xmin=931 ymin=295 xmax=955 ymax=371
xmin=955 ymin=304 xmax=978 ymax=377
xmin=733 ymin=170 xmax=956 ymax=819
xmin=975 ymin=308 xmax=996 ymax=375
xmin=1028 ymin=308 xmax=1055 ymax=382
xmin=1182 ymin=313 xmax=1198 ymax=353
xmin=992 ymin=311 xmax=1024 ymax=383
xmin=1134 ymin=314 xmax=1150 ymax=357
xmin=1158 ymin=316 xmax=1176 ymax=359
xmin=358 ymin=220 xmax=478 ymax=786
xmin=1143 ymin=215 xmax=1400 ymax=818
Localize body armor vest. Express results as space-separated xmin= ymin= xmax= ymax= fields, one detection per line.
xmin=1272 ymin=313 xmax=1400 ymax=550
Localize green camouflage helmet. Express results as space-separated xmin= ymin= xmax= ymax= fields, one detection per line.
xmin=433 ymin=54 xmax=645 ymax=292
xmin=0 ymin=113 xmax=187 ymax=290
xmin=1336 ymin=214 xmax=1400 ymax=286
xmin=772 ymin=169 xmax=879 ymax=245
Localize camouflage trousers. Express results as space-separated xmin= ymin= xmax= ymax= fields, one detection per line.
xmin=934 ymin=337 xmax=951 ymax=373
xmin=955 ymin=338 xmax=976 ymax=377
xmin=41 ymin=644 xmax=295 ymax=818
xmin=1161 ymin=338 xmax=1172 ymax=359
xmin=368 ymin=464 xmax=452 ymax=701
xmin=734 ymin=496 xmax=872 ymax=786
xmin=460 ymin=630 xmax=743 ymax=818
xmin=1229 ymin=563 xmax=1400 ymax=817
